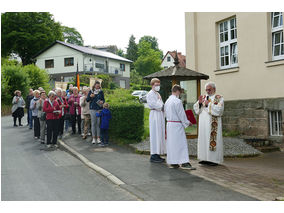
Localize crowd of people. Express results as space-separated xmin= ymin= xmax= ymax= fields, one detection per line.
xmin=11 ymin=82 xmax=112 ymax=150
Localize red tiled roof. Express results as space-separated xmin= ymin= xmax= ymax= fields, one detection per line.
xmin=164 ymin=51 xmax=186 ymax=68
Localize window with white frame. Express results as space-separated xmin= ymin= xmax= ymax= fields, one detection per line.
xmin=167 ymin=56 xmax=171 ymax=62
xmin=269 ymin=111 xmax=283 ymax=136
xmin=271 ymin=12 xmax=284 ymax=60
xmin=219 ymin=17 xmax=238 ymax=69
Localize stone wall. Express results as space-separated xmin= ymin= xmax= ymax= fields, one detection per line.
xmin=222 ymin=98 xmax=284 ymax=144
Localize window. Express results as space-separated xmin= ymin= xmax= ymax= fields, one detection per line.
xmin=120 ymin=63 xmax=125 ymax=71
xmin=219 ymin=17 xmax=238 ymax=69
xmin=64 ymin=57 xmax=74 ymax=67
xmin=167 ymin=56 xmax=171 ymax=62
xmin=164 ymin=66 xmax=168 ymax=68
xmin=271 ymin=12 xmax=284 ymax=60
xmin=269 ymin=111 xmax=283 ymax=136
xmin=95 ymin=63 xmax=105 ymax=69
xmin=45 ymin=59 xmax=54 ymax=68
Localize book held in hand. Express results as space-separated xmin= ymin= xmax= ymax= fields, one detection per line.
xmin=96 ymin=99 xmax=103 ymax=107
xmin=185 ymin=110 xmax=197 ymax=124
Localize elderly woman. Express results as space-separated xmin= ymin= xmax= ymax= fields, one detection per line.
xmin=86 ymin=81 xmax=105 ymax=144
xmin=12 ymin=90 xmax=25 ymax=127
xmin=30 ymin=90 xmax=41 ymax=139
xmin=68 ymin=87 xmax=82 ymax=135
xmin=55 ymin=88 xmax=69 ymax=139
xmin=43 ymin=91 xmax=60 ymax=149
xmin=37 ymin=91 xmax=47 ymax=144
xmin=80 ymin=87 xmax=91 ymax=139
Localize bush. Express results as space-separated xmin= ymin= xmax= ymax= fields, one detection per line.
xmin=1 ymin=64 xmax=30 ymax=105
xmin=22 ymin=64 xmax=51 ymax=92
xmin=130 ymin=83 xmax=151 ymax=91
xmin=105 ymin=88 xmax=144 ymax=142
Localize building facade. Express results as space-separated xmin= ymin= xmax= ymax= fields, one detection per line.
xmin=161 ymin=51 xmax=186 ymax=69
xmin=34 ymin=41 xmax=132 ymax=89
xmin=185 ymin=12 xmax=284 ymax=145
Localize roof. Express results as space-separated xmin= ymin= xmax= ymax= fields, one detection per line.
xmin=163 ymin=51 xmax=186 ymax=68
xmin=143 ymin=66 xmax=209 ymax=81
xmin=33 ymin=40 xmax=132 ymax=63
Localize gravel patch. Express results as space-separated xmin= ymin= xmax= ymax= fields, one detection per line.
xmin=130 ymin=137 xmax=262 ymax=157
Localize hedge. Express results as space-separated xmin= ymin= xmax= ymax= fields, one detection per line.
xmin=109 ymin=103 xmax=144 ymax=142
xmin=130 ymin=83 xmax=151 ymax=91
xmin=105 ymin=88 xmax=144 ymax=143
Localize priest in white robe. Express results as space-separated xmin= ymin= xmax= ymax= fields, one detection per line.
xmin=193 ymin=82 xmax=224 ymax=166
xmin=146 ymin=78 xmax=166 ymax=163
xmin=164 ymin=85 xmax=196 ymax=170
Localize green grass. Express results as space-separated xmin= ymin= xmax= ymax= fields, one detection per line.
xmin=143 ymin=108 xmax=150 ymax=140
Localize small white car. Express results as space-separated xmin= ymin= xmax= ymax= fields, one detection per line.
xmin=131 ymin=90 xmax=148 ymax=103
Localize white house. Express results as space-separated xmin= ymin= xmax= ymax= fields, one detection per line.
xmin=34 ymin=41 xmax=132 ymax=89
xmin=161 ymin=51 xmax=186 ymax=68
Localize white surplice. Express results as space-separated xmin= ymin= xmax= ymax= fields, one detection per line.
xmin=164 ymin=95 xmax=190 ymax=164
xmin=193 ymin=94 xmax=224 ymax=164
xmin=146 ymin=90 xmax=166 ymax=155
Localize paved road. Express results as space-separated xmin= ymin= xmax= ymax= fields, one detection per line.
xmin=1 ymin=116 xmax=137 ymax=201
xmin=63 ymin=134 xmax=257 ymax=201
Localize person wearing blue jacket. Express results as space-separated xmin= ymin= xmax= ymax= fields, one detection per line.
xmin=86 ymin=81 xmax=105 ymax=144
xmin=96 ymin=103 xmax=111 ymax=147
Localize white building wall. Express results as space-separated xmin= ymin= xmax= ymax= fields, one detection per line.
xmin=161 ymin=53 xmax=174 ymax=68
xmin=36 ymin=43 xmax=84 ymax=74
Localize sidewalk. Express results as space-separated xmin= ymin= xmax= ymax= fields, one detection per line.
xmin=59 ymin=134 xmax=256 ymax=201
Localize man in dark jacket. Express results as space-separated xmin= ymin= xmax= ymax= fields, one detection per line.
xmin=26 ymin=88 xmax=34 ymax=129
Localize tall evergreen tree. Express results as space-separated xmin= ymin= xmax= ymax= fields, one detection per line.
xmin=126 ymin=35 xmax=138 ymax=64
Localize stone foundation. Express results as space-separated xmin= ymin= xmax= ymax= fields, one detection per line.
xmin=222 ymin=98 xmax=284 ymax=145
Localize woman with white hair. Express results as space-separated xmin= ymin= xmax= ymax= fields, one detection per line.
xmin=43 ymin=91 xmax=61 ymax=149
xmin=68 ymin=87 xmax=82 ymax=135
xmin=55 ymin=88 xmax=69 ymax=139
xmin=11 ymin=90 xmax=25 ymax=127
xmin=30 ymin=90 xmax=41 ymax=139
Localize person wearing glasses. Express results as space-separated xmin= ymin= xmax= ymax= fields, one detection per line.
xmin=193 ymin=82 xmax=224 ymax=166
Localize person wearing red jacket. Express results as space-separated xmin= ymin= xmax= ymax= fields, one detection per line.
xmin=68 ymin=87 xmax=82 ymax=135
xmin=43 ymin=91 xmax=60 ymax=149
xmin=55 ymin=88 xmax=69 ymax=139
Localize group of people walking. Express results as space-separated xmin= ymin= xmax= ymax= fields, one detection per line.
xmin=11 ymin=81 xmax=112 ymax=149
xmin=146 ymin=78 xmax=224 ymax=169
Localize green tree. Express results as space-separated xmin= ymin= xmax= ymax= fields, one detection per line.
xmin=126 ymin=35 xmax=138 ymax=66
xmin=22 ymin=64 xmax=51 ymax=92
xmin=130 ymin=69 xmax=143 ymax=85
xmin=134 ymin=41 xmax=162 ymax=76
xmin=1 ymin=12 xmax=63 ymax=65
xmin=139 ymin=35 xmax=163 ymax=59
xmin=116 ymin=48 xmax=125 ymax=57
xmin=1 ymin=64 xmax=30 ymax=105
xmin=62 ymin=26 xmax=84 ymax=46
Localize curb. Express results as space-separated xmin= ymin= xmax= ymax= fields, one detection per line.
xmin=58 ymin=139 xmax=125 ymax=186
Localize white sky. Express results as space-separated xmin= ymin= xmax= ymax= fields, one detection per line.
xmin=1 ymin=0 xmax=284 ymax=57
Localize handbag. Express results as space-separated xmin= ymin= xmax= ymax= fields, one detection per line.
xmin=40 ymin=112 xmax=46 ymax=121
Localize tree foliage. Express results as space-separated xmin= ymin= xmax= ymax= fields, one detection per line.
xmin=1 ymin=12 xmax=63 ymax=65
xmin=126 ymin=35 xmax=138 ymax=64
xmin=134 ymin=41 xmax=162 ymax=76
xmin=139 ymin=35 xmax=163 ymax=59
xmin=62 ymin=26 xmax=84 ymax=46
xmin=22 ymin=64 xmax=51 ymax=92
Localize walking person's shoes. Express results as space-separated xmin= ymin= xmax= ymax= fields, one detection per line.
xmin=92 ymin=138 xmax=96 ymax=144
xmin=19 ymin=124 xmax=23 ymax=126
xmin=13 ymin=124 xmax=18 ymax=127
xmin=99 ymin=143 xmax=105 ymax=147
xmin=198 ymin=161 xmax=208 ymax=165
xmin=97 ymin=138 xmax=101 ymax=144
xmin=87 ymin=132 xmax=91 ymax=136
xmin=157 ymin=155 xmax=166 ymax=162
xmin=82 ymin=135 xmax=87 ymax=139
xmin=207 ymin=162 xmax=219 ymax=166
xmin=46 ymin=144 xmax=51 ymax=148
xmin=168 ymin=164 xmax=180 ymax=169
xmin=54 ymin=144 xmax=58 ymax=149
xmin=180 ymin=163 xmax=196 ymax=170
xmin=40 ymin=140 xmax=45 ymax=144
xmin=150 ymin=154 xmax=164 ymax=163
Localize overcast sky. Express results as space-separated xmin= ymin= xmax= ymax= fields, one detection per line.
xmin=2 ymin=0 xmax=283 ymax=57
xmin=51 ymin=2 xmax=186 ymax=55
